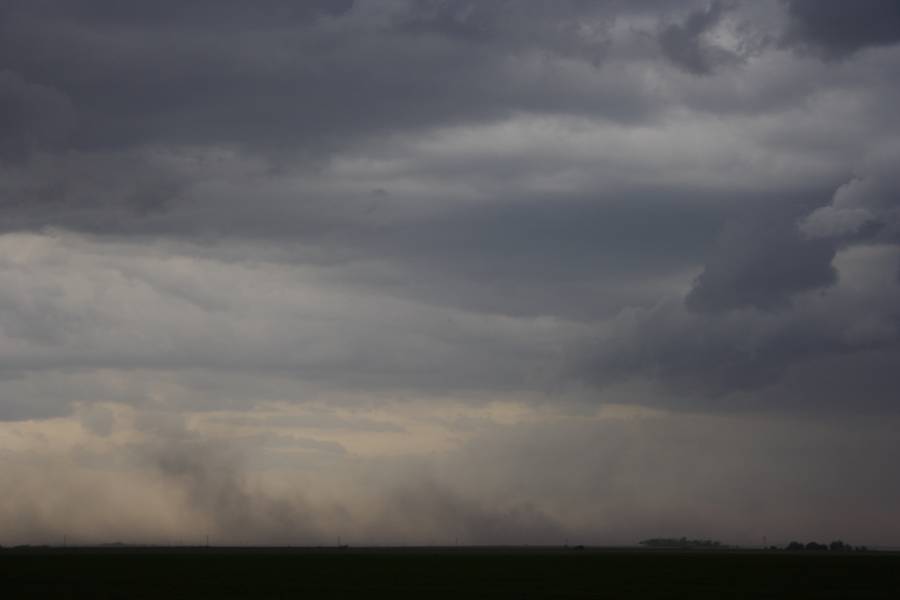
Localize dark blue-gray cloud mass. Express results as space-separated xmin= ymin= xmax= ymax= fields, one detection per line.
xmin=0 ymin=0 xmax=898 ymax=418
xmin=782 ymin=0 xmax=900 ymax=59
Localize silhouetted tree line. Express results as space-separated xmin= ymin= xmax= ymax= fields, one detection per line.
xmin=637 ymin=538 xmax=870 ymax=552
xmin=783 ymin=540 xmax=867 ymax=552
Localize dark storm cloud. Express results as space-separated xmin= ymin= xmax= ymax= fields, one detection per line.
xmin=0 ymin=69 xmax=74 ymax=160
xmin=0 ymin=0 xmax=783 ymax=174
xmin=569 ymin=134 xmax=900 ymax=410
xmin=0 ymin=0 xmax=683 ymax=239
xmin=570 ymin=140 xmax=900 ymax=409
xmin=576 ymin=295 xmax=900 ymax=409
xmin=782 ymin=0 xmax=900 ymax=59
xmin=0 ymin=0 xmax=898 ymax=420
xmin=393 ymin=0 xmax=501 ymax=41
xmin=575 ymin=214 xmax=900 ymax=411
xmin=362 ymin=194 xmax=725 ymax=319
xmin=0 ymin=0 xmax=652 ymax=161
xmin=47 ymin=0 xmax=356 ymax=24
xmin=658 ymin=0 xmax=733 ymax=75
xmin=686 ymin=198 xmax=838 ymax=313
xmin=0 ymin=0 xmax=861 ymax=237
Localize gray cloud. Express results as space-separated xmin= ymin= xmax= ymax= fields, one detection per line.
xmin=0 ymin=69 xmax=74 ymax=160
xmin=0 ymin=0 xmax=649 ymax=161
xmin=658 ymin=1 xmax=735 ymax=75
xmin=800 ymin=146 xmax=900 ymax=245
xmin=576 ymin=242 xmax=900 ymax=410
xmin=574 ymin=144 xmax=900 ymax=407
xmin=782 ymin=0 xmax=900 ymax=59
xmin=211 ymin=411 xmax=405 ymax=434
xmin=0 ymin=1 xmax=895 ymax=414
xmin=686 ymin=199 xmax=838 ymax=313
xmin=50 ymin=0 xmax=357 ymax=25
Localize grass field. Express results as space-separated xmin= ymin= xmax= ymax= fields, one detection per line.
xmin=2 ymin=547 xmax=898 ymax=599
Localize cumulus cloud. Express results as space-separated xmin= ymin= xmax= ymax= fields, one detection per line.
xmin=800 ymin=146 xmax=900 ymax=244
xmin=576 ymin=243 xmax=900 ymax=411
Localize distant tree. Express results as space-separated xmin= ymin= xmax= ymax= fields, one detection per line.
xmin=829 ymin=540 xmax=848 ymax=552
xmin=805 ymin=542 xmax=828 ymax=551
xmin=786 ymin=541 xmax=804 ymax=551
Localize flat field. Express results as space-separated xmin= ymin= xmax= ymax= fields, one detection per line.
xmin=2 ymin=547 xmax=898 ymax=599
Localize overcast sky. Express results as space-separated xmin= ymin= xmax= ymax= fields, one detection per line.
xmin=1 ymin=0 xmax=899 ymax=547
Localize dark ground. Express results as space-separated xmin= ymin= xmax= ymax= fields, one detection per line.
xmin=1 ymin=546 xmax=898 ymax=599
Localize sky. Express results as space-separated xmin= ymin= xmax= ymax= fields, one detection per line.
xmin=1 ymin=0 xmax=899 ymax=548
